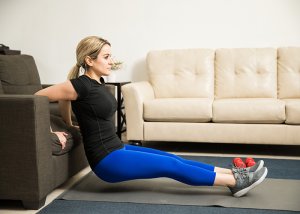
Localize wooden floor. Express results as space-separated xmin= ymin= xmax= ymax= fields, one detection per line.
xmin=1 ymin=131 xmax=300 ymax=214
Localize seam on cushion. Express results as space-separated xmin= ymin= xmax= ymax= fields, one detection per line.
xmin=144 ymin=117 xmax=212 ymax=120
xmin=215 ymin=100 xmax=284 ymax=104
xmin=144 ymin=116 xmax=211 ymax=119
xmin=286 ymin=122 xmax=288 ymax=144
xmin=144 ymin=119 xmax=212 ymax=123
xmin=212 ymin=120 xmax=285 ymax=123
xmin=234 ymin=50 xmax=236 ymax=99
xmin=285 ymin=122 xmax=300 ymax=125
xmin=214 ymin=51 xmax=217 ymax=99
xmin=285 ymin=104 xmax=289 ymax=123
xmin=256 ymin=49 xmax=258 ymax=97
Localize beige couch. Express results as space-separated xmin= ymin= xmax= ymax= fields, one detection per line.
xmin=122 ymin=47 xmax=300 ymax=146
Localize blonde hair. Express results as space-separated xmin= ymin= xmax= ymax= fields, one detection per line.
xmin=67 ymin=36 xmax=111 ymax=80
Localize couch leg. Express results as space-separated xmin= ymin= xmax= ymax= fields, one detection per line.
xmin=22 ymin=196 xmax=46 ymax=210
xmin=129 ymin=140 xmax=142 ymax=146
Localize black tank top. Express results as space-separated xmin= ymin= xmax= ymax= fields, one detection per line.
xmin=70 ymin=75 xmax=124 ymax=170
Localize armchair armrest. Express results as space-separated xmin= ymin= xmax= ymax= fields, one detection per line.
xmin=0 ymin=94 xmax=53 ymax=202
xmin=121 ymin=81 xmax=155 ymax=140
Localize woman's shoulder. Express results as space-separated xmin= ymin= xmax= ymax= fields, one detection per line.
xmin=70 ymin=75 xmax=91 ymax=84
xmin=70 ymin=75 xmax=92 ymax=99
xmin=75 ymin=74 xmax=90 ymax=81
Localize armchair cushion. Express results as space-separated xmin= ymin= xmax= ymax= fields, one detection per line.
xmin=213 ymin=98 xmax=286 ymax=123
xmin=50 ymin=114 xmax=82 ymax=156
xmin=144 ymin=98 xmax=212 ymax=122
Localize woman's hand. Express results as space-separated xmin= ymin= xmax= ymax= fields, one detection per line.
xmin=53 ymin=132 xmax=68 ymax=149
xmin=72 ymin=125 xmax=80 ymax=129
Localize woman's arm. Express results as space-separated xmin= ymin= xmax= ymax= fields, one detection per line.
xmin=59 ymin=100 xmax=72 ymax=125
xmin=35 ymin=81 xmax=78 ymax=149
xmin=34 ymin=80 xmax=78 ymax=102
xmin=38 ymin=82 xmax=75 ymax=126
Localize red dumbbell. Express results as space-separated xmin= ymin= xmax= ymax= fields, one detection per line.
xmin=233 ymin=158 xmax=242 ymax=164
xmin=245 ymin=157 xmax=256 ymax=167
xmin=233 ymin=157 xmax=246 ymax=168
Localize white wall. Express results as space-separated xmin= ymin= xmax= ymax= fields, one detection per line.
xmin=1 ymin=0 xmax=300 ymax=84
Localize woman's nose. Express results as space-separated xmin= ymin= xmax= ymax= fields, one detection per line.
xmin=109 ymin=57 xmax=114 ymax=64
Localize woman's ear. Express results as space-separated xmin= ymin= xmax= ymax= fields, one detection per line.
xmin=85 ymin=56 xmax=93 ymax=67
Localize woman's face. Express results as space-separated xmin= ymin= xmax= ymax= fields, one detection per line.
xmin=88 ymin=44 xmax=114 ymax=76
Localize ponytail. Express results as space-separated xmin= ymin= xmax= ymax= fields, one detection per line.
xmin=67 ymin=65 xmax=80 ymax=80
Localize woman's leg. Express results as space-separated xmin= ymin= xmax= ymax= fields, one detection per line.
xmin=124 ymin=145 xmax=215 ymax=171
xmin=124 ymin=145 xmax=233 ymax=175
xmin=214 ymin=173 xmax=236 ymax=187
xmin=93 ymin=148 xmax=217 ymax=186
xmin=214 ymin=167 xmax=233 ymax=174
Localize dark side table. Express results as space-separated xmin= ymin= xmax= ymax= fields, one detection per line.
xmin=105 ymin=81 xmax=131 ymax=140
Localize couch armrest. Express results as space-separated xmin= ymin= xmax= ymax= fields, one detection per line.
xmin=121 ymin=81 xmax=155 ymax=140
xmin=0 ymin=94 xmax=53 ymax=202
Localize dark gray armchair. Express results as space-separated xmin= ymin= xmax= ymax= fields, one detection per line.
xmin=0 ymin=55 xmax=115 ymax=210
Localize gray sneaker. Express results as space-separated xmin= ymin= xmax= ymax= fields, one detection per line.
xmin=228 ymin=167 xmax=268 ymax=197
xmin=232 ymin=160 xmax=264 ymax=173
xmin=248 ymin=160 xmax=264 ymax=173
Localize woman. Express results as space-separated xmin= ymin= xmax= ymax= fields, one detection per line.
xmin=35 ymin=36 xmax=268 ymax=197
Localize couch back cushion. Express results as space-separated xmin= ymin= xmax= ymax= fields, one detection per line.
xmin=214 ymin=48 xmax=277 ymax=99
xmin=147 ymin=49 xmax=215 ymax=99
xmin=0 ymin=54 xmax=42 ymax=94
xmin=278 ymin=47 xmax=300 ymax=99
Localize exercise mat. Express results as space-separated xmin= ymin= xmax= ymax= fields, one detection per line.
xmin=57 ymin=171 xmax=300 ymax=212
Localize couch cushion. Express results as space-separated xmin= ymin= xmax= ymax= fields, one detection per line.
xmin=214 ymin=48 xmax=277 ymax=99
xmin=0 ymin=54 xmax=42 ymax=94
xmin=144 ymin=98 xmax=213 ymax=122
xmin=278 ymin=47 xmax=300 ymax=99
xmin=50 ymin=114 xmax=82 ymax=156
xmin=147 ymin=49 xmax=215 ymax=99
xmin=49 ymin=102 xmax=78 ymax=122
xmin=213 ymin=98 xmax=286 ymax=123
xmin=282 ymin=99 xmax=300 ymax=124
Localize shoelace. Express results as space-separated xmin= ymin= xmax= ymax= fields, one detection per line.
xmin=230 ymin=163 xmax=246 ymax=169
xmin=232 ymin=167 xmax=249 ymax=180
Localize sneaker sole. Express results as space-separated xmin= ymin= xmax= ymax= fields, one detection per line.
xmin=254 ymin=160 xmax=264 ymax=172
xmin=233 ymin=168 xmax=268 ymax=197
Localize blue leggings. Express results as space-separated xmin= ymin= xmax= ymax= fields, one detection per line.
xmin=93 ymin=145 xmax=216 ymax=186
